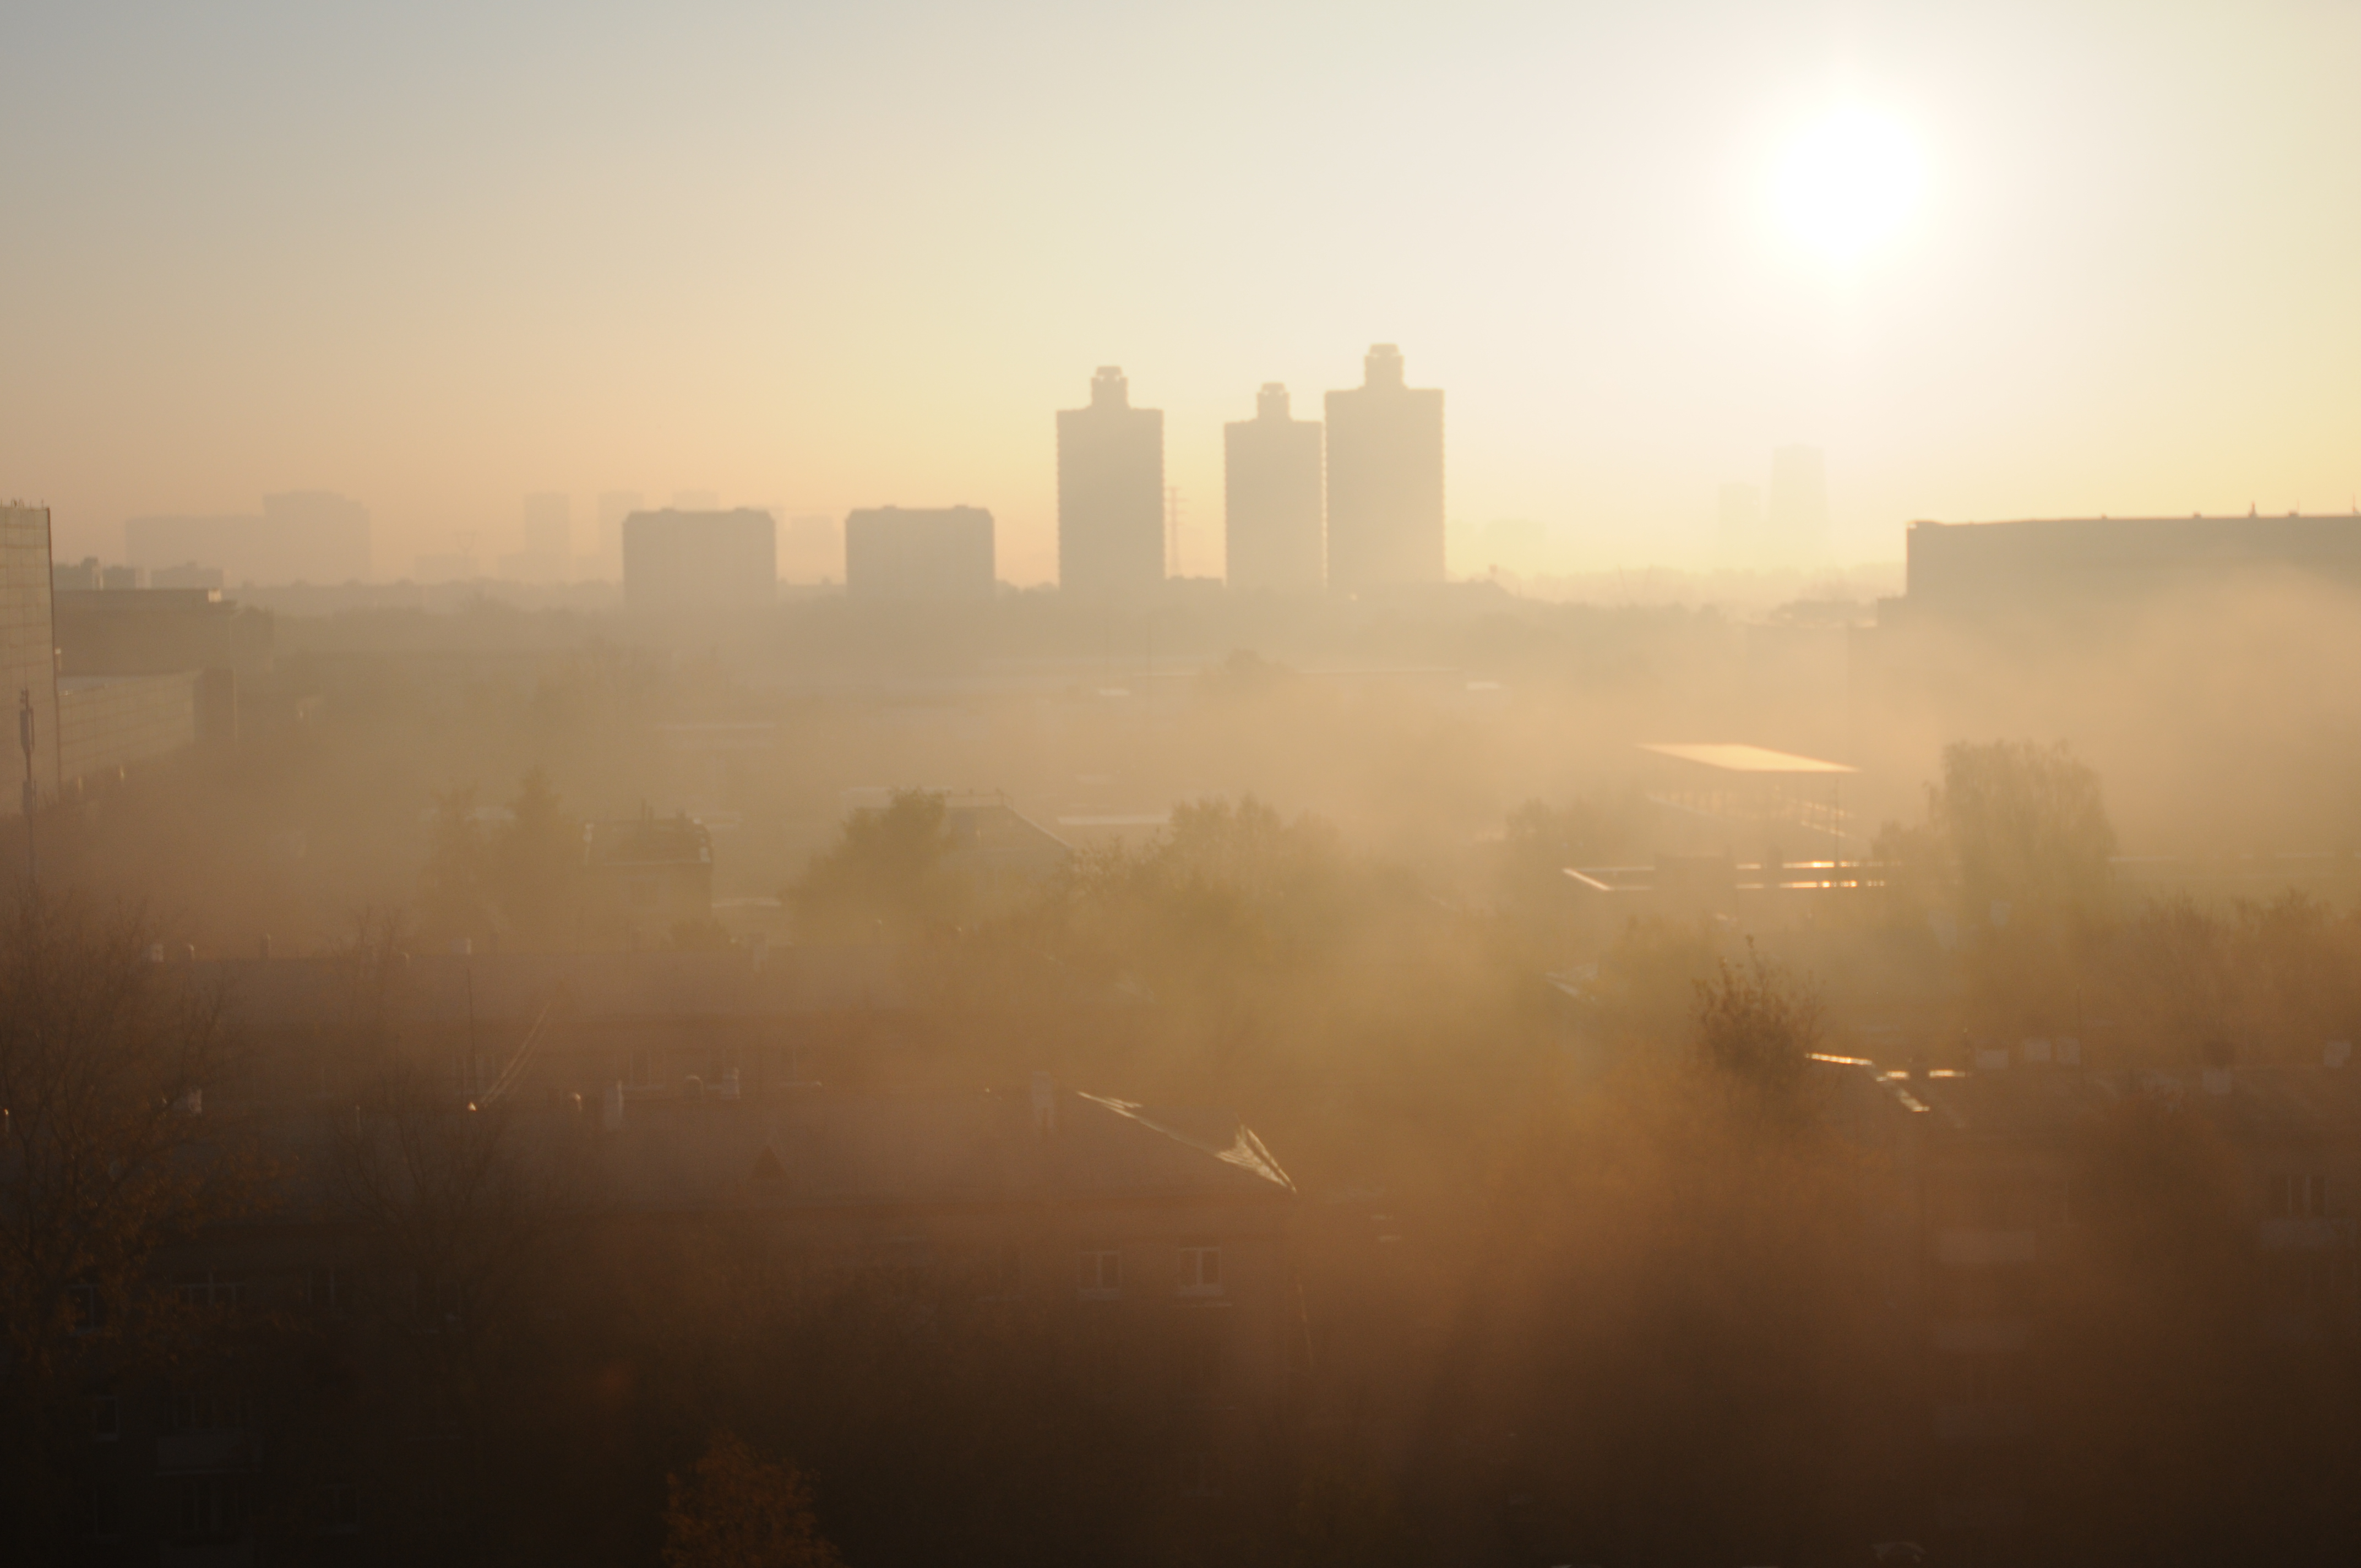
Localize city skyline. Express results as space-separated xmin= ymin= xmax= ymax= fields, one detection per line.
xmin=6 ymin=4 xmax=2358 ymax=581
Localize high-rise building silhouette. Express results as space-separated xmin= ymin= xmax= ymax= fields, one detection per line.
xmin=1224 ymin=384 xmax=1324 ymax=594
xmin=1324 ymin=345 xmax=1444 ymax=593
xmin=1768 ymin=446 xmax=1829 ymax=563
xmin=1056 ymin=367 xmax=1163 ymax=595
xmin=845 ymin=507 xmax=995 ymax=601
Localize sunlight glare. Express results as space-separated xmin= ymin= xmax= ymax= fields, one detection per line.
xmin=1773 ymin=107 xmax=1926 ymax=267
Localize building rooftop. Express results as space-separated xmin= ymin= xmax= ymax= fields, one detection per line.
xmin=1639 ymin=742 xmax=1857 ymax=775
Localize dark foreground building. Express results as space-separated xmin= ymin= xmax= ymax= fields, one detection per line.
xmin=55 ymin=1074 xmax=1295 ymax=1565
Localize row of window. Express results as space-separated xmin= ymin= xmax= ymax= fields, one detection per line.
xmin=1079 ymin=1241 xmax=1220 ymax=1299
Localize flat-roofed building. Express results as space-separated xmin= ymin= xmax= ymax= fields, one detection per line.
xmin=1057 ymin=367 xmax=1163 ymax=596
xmin=1325 ymin=344 xmax=1444 ymax=594
xmin=52 ymin=587 xmax=273 ymax=679
xmin=622 ymin=508 xmax=777 ymax=614
xmin=844 ymin=506 xmax=995 ymax=601
xmin=1224 ymin=384 xmax=1324 ymax=594
xmin=1898 ymin=514 xmax=2361 ymax=625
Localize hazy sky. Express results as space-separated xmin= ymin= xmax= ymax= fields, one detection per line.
xmin=4 ymin=1 xmax=2358 ymax=582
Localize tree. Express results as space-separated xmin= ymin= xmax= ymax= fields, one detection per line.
xmin=1875 ymin=741 xmax=2119 ymax=1038
xmin=662 ymin=1430 xmax=844 ymax=1568
xmin=490 ymin=767 xmax=579 ymax=947
xmin=322 ymin=1066 xmax=585 ymax=1558
xmin=789 ymin=790 xmax=961 ymax=941
xmin=0 ymin=895 xmax=259 ymax=1551
xmin=1929 ymin=739 xmax=2117 ymax=928
xmin=1694 ymin=944 xmax=1820 ymax=1102
xmin=420 ymin=786 xmax=493 ymax=945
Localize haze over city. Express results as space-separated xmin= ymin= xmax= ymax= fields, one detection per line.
xmin=14 ymin=5 xmax=2361 ymax=1567
xmin=7 ymin=1 xmax=2360 ymax=580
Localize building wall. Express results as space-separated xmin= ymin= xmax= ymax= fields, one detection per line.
xmin=0 ymin=504 xmax=62 ymax=813
xmin=53 ymin=589 xmax=273 ymax=677
xmin=1324 ymin=345 xmax=1443 ymax=593
xmin=57 ymin=672 xmax=202 ymax=790
xmin=1904 ymin=514 xmax=2361 ymax=620
xmin=1223 ymin=385 xmax=1324 ymax=594
xmin=1057 ymin=367 xmax=1163 ymax=596
xmin=621 ymin=509 xmax=778 ymax=614
xmin=844 ymin=507 xmax=995 ymax=600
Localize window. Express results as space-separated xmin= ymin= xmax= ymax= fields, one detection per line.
xmin=67 ymin=1283 xmax=100 ymax=1335
xmin=85 ymin=1476 xmax=125 ymax=1538
xmin=1078 ymin=1244 xmax=1122 ymax=1299
xmin=2270 ymin=1173 xmax=2330 ymax=1218
xmin=627 ymin=1048 xmax=654 ymax=1087
xmin=171 ymin=1476 xmax=246 ymax=1542
xmin=90 ymin=1394 xmax=119 ymax=1441
xmin=166 ymin=1389 xmax=246 ymax=1435
xmin=175 ymin=1272 xmax=241 ymax=1310
xmin=306 ymin=1267 xmax=345 ymax=1316
xmin=1178 ymin=1239 xmax=1222 ymax=1296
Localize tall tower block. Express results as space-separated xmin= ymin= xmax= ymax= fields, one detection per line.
xmin=1057 ymin=367 xmax=1164 ymax=595
xmin=1224 ymin=384 xmax=1325 ymax=594
xmin=1324 ymin=345 xmax=1444 ymax=593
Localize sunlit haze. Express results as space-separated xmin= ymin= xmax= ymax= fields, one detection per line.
xmin=1772 ymin=107 xmax=1925 ymax=268
xmin=5 ymin=1 xmax=2360 ymax=579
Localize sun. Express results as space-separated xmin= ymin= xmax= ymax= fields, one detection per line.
xmin=1772 ymin=107 xmax=1926 ymax=266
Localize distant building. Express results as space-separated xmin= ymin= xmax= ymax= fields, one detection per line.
xmin=1224 ymin=384 xmax=1324 ymax=594
xmin=621 ymin=509 xmax=777 ymax=614
xmin=1 ymin=504 xmax=62 ymax=812
xmin=1767 ymin=446 xmax=1829 ymax=564
xmin=124 ymin=491 xmax=371 ymax=585
xmin=152 ymin=562 xmax=225 ymax=590
xmin=1325 ymin=345 xmax=1444 ymax=593
xmin=3 ymin=508 xmax=217 ymax=812
xmin=1896 ymin=514 xmax=2361 ymax=624
xmin=844 ymin=507 xmax=995 ymax=601
xmin=1057 ymin=367 xmax=1163 ymax=596
xmin=500 ymin=492 xmax=571 ymax=582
